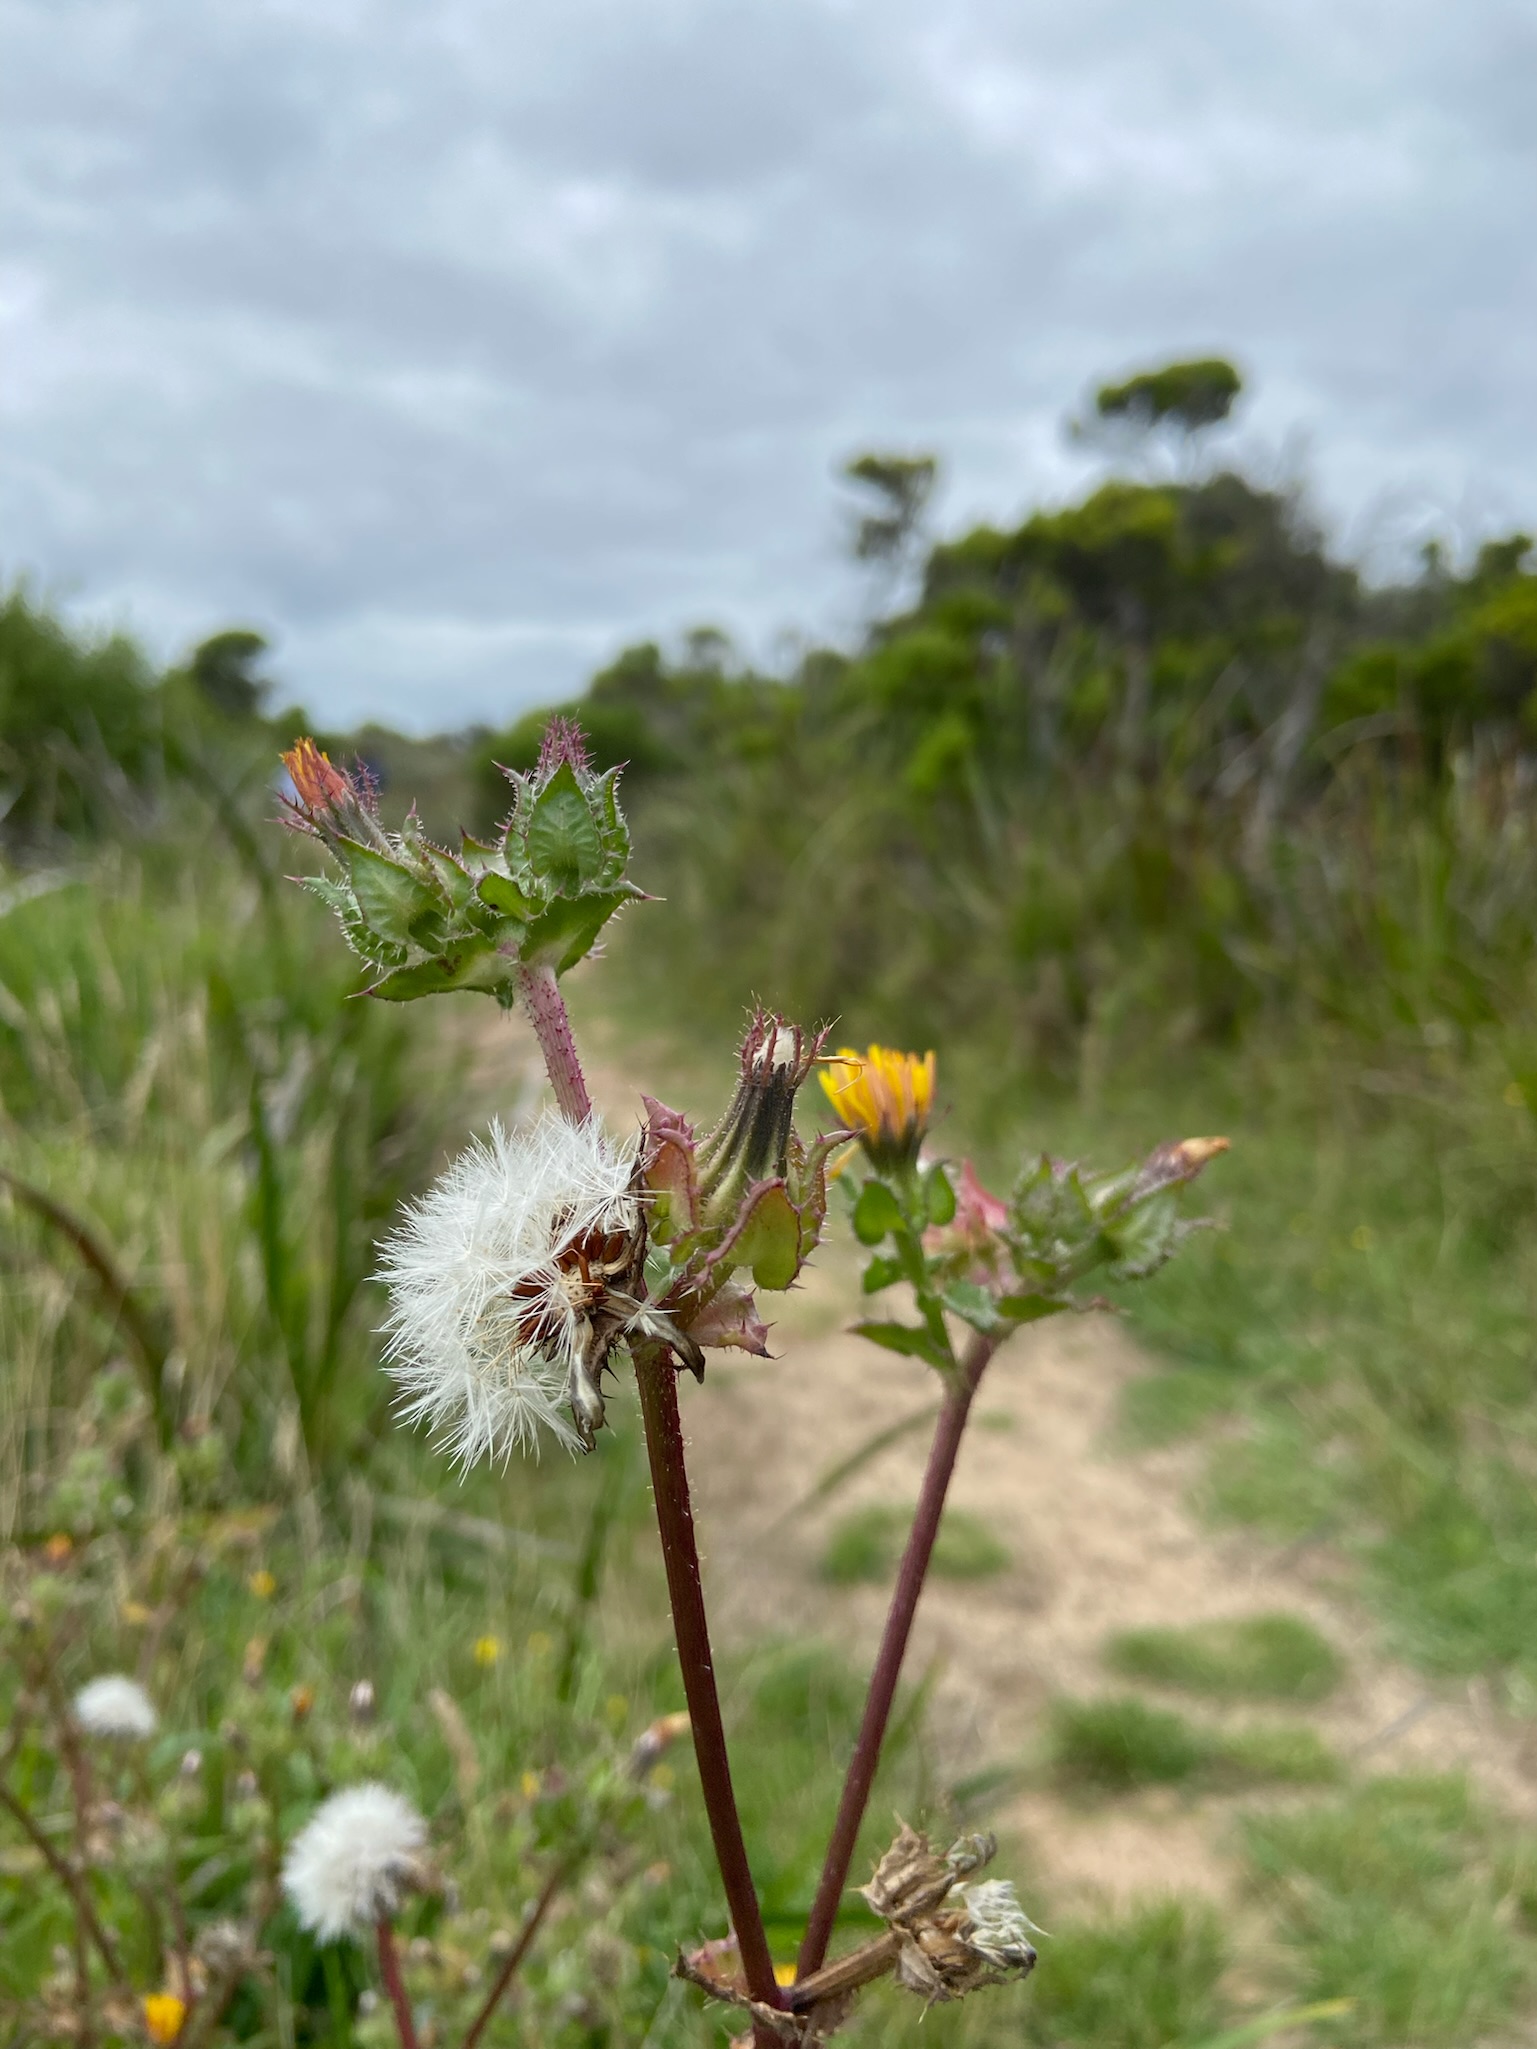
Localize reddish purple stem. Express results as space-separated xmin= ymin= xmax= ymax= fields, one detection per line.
xmin=459 ymin=1859 xmax=566 ymax=2049
xmin=376 ymin=1918 xmax=420 ymax=2049
xmin=634 ymin=1343 xmax=784 ymax=2042
xmin=796 ymin=1332 xmax=997 ymax=1981
xmin=515 ymin=966 xmax=779 ymax=2041
xmin=516 ymin=962 xmax=593 ymax=1123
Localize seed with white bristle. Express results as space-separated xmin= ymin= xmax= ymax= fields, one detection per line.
xmin=377 ymin=1112 xmax=642 ymax=1465
xmin=282 ymin=1784 xmax=428 ymax=1941
xmin=958 ymin=1879 xmax=1041 ymax=1971
xmin=73 ymin=1675 xmax=157 ymax=1739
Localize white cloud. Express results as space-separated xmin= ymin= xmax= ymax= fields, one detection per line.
xmin=1 ymin=0 xmax=1532 ymax=730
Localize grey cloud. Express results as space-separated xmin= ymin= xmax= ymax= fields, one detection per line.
xmin=1 ymin=0 xmax=1533 ymax=729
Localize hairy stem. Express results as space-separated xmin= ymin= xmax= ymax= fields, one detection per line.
xmin=796 ymin=1331 xmax=998 ymax=1980
xmin=376 ymin=1918 xmax=420 ymax=2049
xmin=0 ymin=1778 xmax=128 ymax=1996
xmin=633 ymin=1342 xmax=783 ymax=2038
xmin=516 ymin=963 xmax=592 ymax=1123
xmin=459 ymin=1858 xmax=566 ymax=2049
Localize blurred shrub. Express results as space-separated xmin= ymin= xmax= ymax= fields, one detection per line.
xmin=0 ymin=585 xmax=166 ymax=840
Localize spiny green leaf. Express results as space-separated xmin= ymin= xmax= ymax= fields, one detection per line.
xmin=521 ymin=888 xmax=638 ymax=975
xmin=995 ymin=1291 xmax=1073 ymax=1325
xmin=302 ymin=875 xmax=408 ymax=968
xmin=862 ymin=1254 xmax=906 ymax=1295
xmin=940 ymin=1280 xmax=1007 ymax=1334
xmin=854 ymin=1179 xmax=905 ymax=1246
xmin=475 ymin=870 xmax=537 ymax=921
xmin=524 ymin=762 xmax=604 ymax=889
xmin=366 ymin=945 xmax=515 ymax=1003
xmin=853 ymin=1320 xmax=954 ymax=1370
xmin=338 ymin=839 xmax=442 ymax=948
xmin=731 ymin=1183 xmax=802 ymax=1291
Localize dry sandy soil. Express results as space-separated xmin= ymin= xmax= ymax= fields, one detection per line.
xmin=481 ymin=1013 xmax=1537 ymax=1915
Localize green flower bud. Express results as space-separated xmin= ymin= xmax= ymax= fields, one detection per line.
xmin=281 ymin=720 xmax=645 ymax=1005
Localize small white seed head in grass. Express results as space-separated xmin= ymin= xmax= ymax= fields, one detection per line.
xmin=282 ymin=1784 xmax=428 ymax=1941
xmin=378 ymin=1112 xmax=646 ymax=1461
xmin=73 ymin=1675 xmax=157 ymax=1739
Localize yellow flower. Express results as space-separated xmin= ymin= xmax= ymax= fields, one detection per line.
xmin=820 ymin=1045 xmax=936 ymax=1170
xmin=473 ymin=1635 xmax=502 ymax=1667
xmin=142 ymin=1992 xmax=187 ymax=2044
xmin=774 ymin=1962 xmax=798 ymax=1988
xmin=247 ymin=1569 xmax=276 ymax=1600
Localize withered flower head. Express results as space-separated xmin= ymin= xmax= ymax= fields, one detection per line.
xmin=696 ymin=1012 xmax=829 ymax=1202
xmin=820 ymin=1045 xmax=936 ymax=1173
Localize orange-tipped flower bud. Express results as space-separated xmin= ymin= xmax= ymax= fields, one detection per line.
xmin=283 ymin=738 xmax=352 ymax=815
xmin=279 ymin=738 xmax=387 ymax=848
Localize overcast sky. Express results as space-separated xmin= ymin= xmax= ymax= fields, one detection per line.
xmin=3 ymin=0 xmax=1534 ymax=731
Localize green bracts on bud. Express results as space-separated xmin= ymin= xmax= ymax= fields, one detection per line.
xmin=853 ymin=1132 xmax=1228 ymax=1372
xmin=1001 ymin=1136 xmax=1230 ymax=1302
xmin=640 ymin=1013 xmax=844 ymax=1364
xmin=281 ymin=722 xmax=644 ymax=1004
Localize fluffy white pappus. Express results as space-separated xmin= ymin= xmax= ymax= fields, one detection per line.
xmin=377 ymin=1112 xmax=640 ymax=1467
xmin=958 ymin=1879 xmax=1042 ymax=1968
xmin=73 ymin=1674 xmax=158 ymax=1739
xmin=282 ymin=1783 xmax=428 ymax=1941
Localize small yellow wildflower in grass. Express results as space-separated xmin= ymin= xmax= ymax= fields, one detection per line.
xmin=520 ymin=1769 xmax=541 ymax=1800
xmin=43 ymin=1532 xmax=73 ymax=1564
xmin=774 ymin=1963 xmax=798 ymax=1988
xmin=247 ymin=1569 xmax=276 ymax=1600
xmin=472 ymin=1634 xmax=502 ymax=1667
xmin=820 ymin=1045 xmax=936 ymax=1171
xmin=142 ymin=1993 xmax=187 ymax=2044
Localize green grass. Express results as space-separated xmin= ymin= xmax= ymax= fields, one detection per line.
xmin=1051 ymin=1697 xmax=1338 ymax=1794
xmin=818 ymin=1504 xmax=1011 ymax=1585
xmin=1023 ymin=1900 xmax=1229 ymax=2049
xmin=1243 ymin=1774 xmax=1537 ymax=2046
xmin=15 ymin=777 xmax=1537 ymax=2045
xmin=1105 ymin=1616 xmax=1344 ymax=1704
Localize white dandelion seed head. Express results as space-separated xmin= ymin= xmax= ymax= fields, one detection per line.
xmin=377 ymin=1112 xmax=641 ymax=1468
xmin=282 ymin=1783 xmax=429 ymax=1941
xmin=72 ymin=1674 xmax=158 ymax=1739
xmin=958 ymin=1879 xmax=1042 ymax=1969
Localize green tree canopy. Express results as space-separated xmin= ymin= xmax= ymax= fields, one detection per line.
xmin=1094 ymin=358 xmax=1244 ymax=436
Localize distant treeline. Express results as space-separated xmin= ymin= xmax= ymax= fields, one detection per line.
xmin=7 ymin=359 xmax=1537 ymax=1071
